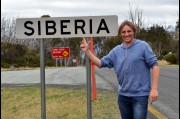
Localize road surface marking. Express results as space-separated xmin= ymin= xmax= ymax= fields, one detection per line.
xmin=148 ymin=104 xmax=168 ymax=119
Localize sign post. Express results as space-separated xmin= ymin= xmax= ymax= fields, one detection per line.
xmin=16 ymin=15 xmax=118 ymax=119
xmin=40 ymin=14 xmax=50 ymax=119
xmin=40 ymin=38 xmax=46 ymax=119
xmin=85 ymin=37 xmax=92 ymax=119
xmin=89 ymin=37 xmax=97 ymax=100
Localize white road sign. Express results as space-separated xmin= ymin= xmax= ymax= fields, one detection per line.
xmin=16 ymin=15 xmax=118 ymax=38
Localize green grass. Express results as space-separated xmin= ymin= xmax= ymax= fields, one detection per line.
xmin=1 ymin=86 xmax=120 ymax=119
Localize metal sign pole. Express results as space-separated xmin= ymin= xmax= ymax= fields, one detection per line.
xmin=40 ymin=38 xmax=46 ymax=119
xmin=85 ymin=37 xmax=92 ymax=119
xmin=56 ymin=59 xmax=57 ymax=67
xmin=39 ymin=15 xmax=50 ymax=119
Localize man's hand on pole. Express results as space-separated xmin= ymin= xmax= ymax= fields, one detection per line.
xmin=80 ymin=37 xmax=89 ymax=52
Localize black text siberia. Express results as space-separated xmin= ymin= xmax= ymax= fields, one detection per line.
xmin=24 ymin=19 xmax=110 ymax=36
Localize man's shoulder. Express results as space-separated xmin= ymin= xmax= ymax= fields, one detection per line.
xmin=136 ymin=39 xmax=149 ymax=46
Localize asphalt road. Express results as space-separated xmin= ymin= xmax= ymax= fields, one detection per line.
xmin=152 ymin=66 xmax=179 ymax=119
xmin=1 ymin=67 xmax=115 ymax=91
xmin=1 ymin=66 xmax=179 ymax=119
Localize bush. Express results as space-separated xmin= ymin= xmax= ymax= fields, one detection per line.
xmin=1 ymin=62 xmax=11 ymax=68
xmin=164 ymin=53 xmax=177 ymax=64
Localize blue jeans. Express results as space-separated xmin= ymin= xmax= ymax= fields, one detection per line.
xmin=118 ymin=94 xmax=148 ymax=119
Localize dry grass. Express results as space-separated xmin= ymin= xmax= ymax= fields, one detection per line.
xmin=158 ymin=60 xmax=170 ymax=66
xmin=1 ymin=86 xmax=120 ymax=119
xmin=158 ymin=60 xmax=179 ymax=67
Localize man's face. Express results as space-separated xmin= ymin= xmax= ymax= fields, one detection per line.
xmin=120 ymin=25 xmax=135 ymax=45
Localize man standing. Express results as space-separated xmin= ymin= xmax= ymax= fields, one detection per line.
xmin=80 ymin=20 xmax=159 ymax=119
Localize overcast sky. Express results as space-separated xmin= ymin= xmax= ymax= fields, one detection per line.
xmin=2 ymin=0 xmax=179 ymax=28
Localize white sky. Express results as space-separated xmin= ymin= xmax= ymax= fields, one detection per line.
xmin=1 ymin=0 xmax=179 ymax=28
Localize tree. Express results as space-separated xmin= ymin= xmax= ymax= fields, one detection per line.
xmin=128 ymin=3 xmax=144 ymax=34
xmin=143 ymin=25 xmax=172 ymax=59
xmin=99 ymin=36 xmax=122 ymax=57
xmin=175 ymin=19 xmax=179 ymax=64
xmin=1 ymin=16 xmax=16 ymax=43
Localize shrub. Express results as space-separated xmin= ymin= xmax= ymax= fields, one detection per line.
xmin=164 ymin=53 xmax=177 ymax=64
xmin=1 ymin=62 xmax=10 ymax=68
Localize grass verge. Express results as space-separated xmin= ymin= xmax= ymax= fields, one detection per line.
xmin=1 ymin=86 xmax=120 ymax=119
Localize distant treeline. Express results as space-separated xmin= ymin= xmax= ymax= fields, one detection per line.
xmin=1 ymin=13 xmax=179 ymax=68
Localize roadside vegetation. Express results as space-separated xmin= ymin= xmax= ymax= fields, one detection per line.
xmin=1 ymin=86 xmax=120 ymax=119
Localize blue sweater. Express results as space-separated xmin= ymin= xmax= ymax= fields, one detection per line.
xmin=100 ymin=39 xmax=158 ymax=96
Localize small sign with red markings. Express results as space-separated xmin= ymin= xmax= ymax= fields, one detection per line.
xmin=52 ymin=47 xmax=70 ymax=58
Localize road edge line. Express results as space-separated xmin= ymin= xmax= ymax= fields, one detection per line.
xmin=148 ymin=104 xmax=168 ymax=119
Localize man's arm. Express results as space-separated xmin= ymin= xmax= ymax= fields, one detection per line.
xmin=149 ymin=65 xmax=159 ymax=103
xmin=80 ymin=37 xmax=101 ymax=68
